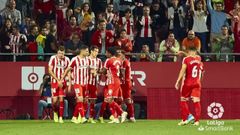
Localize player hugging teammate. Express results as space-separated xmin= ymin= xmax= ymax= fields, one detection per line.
xmin=48 ymin=45 xmax=135 ymax=124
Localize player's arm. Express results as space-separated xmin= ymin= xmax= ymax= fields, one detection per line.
xmin=61 ymin=67 xmax=72 ymax=81
xmin=175 ymin=63 xmax=187 ymax=90
xmin=48 ymin=66 xmax=60 ymax=83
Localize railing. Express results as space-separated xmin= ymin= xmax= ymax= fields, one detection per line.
xmin=0 ymin=53 xmax=240 ymax=62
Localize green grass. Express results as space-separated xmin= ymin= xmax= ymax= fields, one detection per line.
xmin=0 ymin=120 xmax=239 ymax=135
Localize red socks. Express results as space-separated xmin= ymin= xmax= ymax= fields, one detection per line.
xmin=73 ymin=102 xmax=84 ymax=117
xmin=180 ymin=101 xmax=190 ymax=121
xmin=109 ymin=102 xmax=117 ymax=118
xmin=113 ymin=101 xmax=123 ymax=116
xmin=126 ymin=103 xmax=134 ymax=118
xmin=194 ymin=102 xmax=201 ymax=122
xmin=99 ymin=101 xmax=107 ymax=117
xmin=59 ymin=101 xmax=64 ymax=117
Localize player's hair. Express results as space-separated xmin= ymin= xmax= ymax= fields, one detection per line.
xmin=58 ymin=46 xmax=65 ymax=51
xmin=107 ymin=47 xmax=117 ymax=56
xmin=90 ymin=45 xmax=99 ymax=52
xmin=79 ymin=45 xmax=89 ymax=51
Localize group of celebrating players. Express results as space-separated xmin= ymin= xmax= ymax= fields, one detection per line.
xmin=48 ymin=45 xmax=135 ymax=124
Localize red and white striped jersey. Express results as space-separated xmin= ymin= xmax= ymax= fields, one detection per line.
xmin=121 ymin=59 xmax=132 ymax=83
xmin=69 ymin=56 xmax=89 ymax=85
xmin=48 ymin=55 xmax=70 ymax=83
xmin=104 ymin=57 xmax=122 ymax=85
xmin=9 ymin=33 xmax=27 ymax=53
xmin=88 ymin=57 xmax=103 ymax=85
xmin=119 ymin=17 xmax=135 ymax=40
xmin=139 ymin=16 xmax=152 ymax=38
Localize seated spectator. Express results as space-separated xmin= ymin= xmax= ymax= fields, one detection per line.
xmin=65 ymin=33 xmax=84 ymax=57
xmin=1 ymin=0 xmax=21 ymax=26
xmin=115 ymin=29 xmax=133 ymax=54
xmin=212 ymin=25 xmax=234 ymax=62
xmin=137 ymin=44 xmax=156 ymax=62
xmin=182 ymin=30 xmax=201 ymax=52
xmin=27 ymin=25 xmax=39 ymax=61
xmin=38 ymin=73 xmax=68 ymax=119
xmin=157 ymin=32 xmax=180 ymax=62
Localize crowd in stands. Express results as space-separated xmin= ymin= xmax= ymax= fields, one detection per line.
xmin=0 ymin=0 xmax=240 ymax=62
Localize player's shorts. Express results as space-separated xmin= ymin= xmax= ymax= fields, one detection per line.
xmin=181 ymin=83 xmax=201 ymax=98
xmin=121 ymin=81 xmax=132 ymax=99
xmin=104 ymin=78 xmax=122 ymax=99
xmin=74 ymin=84 xmax=88 ymax=98
xmin=88 ymin=84 xmax=98 ymax=99
xmin=51 ymin=82 xmax=67 ymax=97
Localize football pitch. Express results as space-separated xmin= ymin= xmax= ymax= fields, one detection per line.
xmin=0 ymin=120 xmax=239 ymax=135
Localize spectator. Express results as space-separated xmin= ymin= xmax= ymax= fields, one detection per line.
xmin=157 ymin=32 xmax=180 ymax=62
xmin=133 ymin=0 xmax=144 ymax=19
xmin=150 ymin=1 xmax=168 ymax=42
xmin=61 ymin=15 xmax=82 ymax=42
xmin=91 ymin=19 xmax=114 ymax=54
xmin=36 ymin=27 xmax=48 ymax=61
xmin=74 ymin=0 xmax=90 ymax=11
xmin=57 ymin=8 xmax=74 ymax=39
xmin=78 ymin=2 xmax=95 ymax=45
xmin=212 ymin=25 xmax=234 ymax=62
xmin=168 ymin=0 xmax=186 ymax=41
xmin=38 ymin=73 xmax=69 ymax=119
xmin=65 ymin=32 xmax=84 ymax=57
xmin=182 ymin=30 xmax=201 ymax=52
xmin=45 ymin=23 xmax=58 ymax=61
xmin=15 ymin=0 xmax=32 ymax=19
xmin=135 ymin=5 xmax=155 ymax=53
xmin=0 ymin=0 xmax=8 ymax=13
xmin=118 ymin=0 xmax=134 ymax=17
xmin=118 ymin=8 xmax=135 ymax=41
xmin=0 ymin=18 xmax=12 ymax=61
xmin=115 ymin=29 xmax=133 ymax=54
xmin=190 ymin=0 xmax=209 ymax=53
xmin=27 ymin=25 xmax=39 ymax=61
xmin=19 ymin=16 xmax=31 ymax=36
xmin=1 ymin=0 xmax=21 ymax=26
xmin=91 ymin=0 xmax=107 ymax=15
xmin=137 ymin=44 xmax=156 ymax=62
xmin=34 ymin=0 xmax=55 ymax=27
xmin=207 ymin=0 xmax=229 ymax=46
xmin=105 ymin=3 xmax=118 ymax=31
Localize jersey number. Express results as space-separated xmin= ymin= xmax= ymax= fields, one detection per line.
xmin=192 ymin=66 xmax=202 ymax=78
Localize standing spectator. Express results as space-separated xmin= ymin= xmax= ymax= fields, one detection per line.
xmin=224 ymin=0 xmax=234 ymax=14
xmin=105 ymin=3 xmax=119 ymax=31
xmin=212 ymin=25 xmax=234 ymax=62
xmin=168 ymin=0 xmax=186 ymax=41
xmin=118 ymin=8 xmax=135 ymax=41
xmin=74 ymin=0 xmax=90 ymax=10
xmin=157 ymin=32 xmax=180 ymax=62
xmin=190 ymin=0 xmax=209 ymax=53
xmin=0 ymin=18 xmax=12 ymax=61
xmin=19 ymin=16 xmax=31 ymax=36
xmin=78 ymin=3 xmax=95 ymax=45
xmin=135 ymin=5 xmax=155 ymax=52
xmin=64 ymin=32 xmax=84 ymax=57
xmin=150 ymin=1 xmax=168 ymax=42
xmin=34 ymin=0 xmax=55 ymax=27
xmin=27 ymin=25 xmax=39 ymax=61
xmin=137 ymin=44 xmax=156 ymax=62
xmin=91 ymin=19 xmax=114 ymax=55
xmin=1 ymin=0 xmax=21 ymax=26
xmin=16 ymin=0 xmax=32 ymax=19
xmin=45 ymin=23 xmax=58 ymax=61
xmin=182 ymin=30 xmax=201 ymax=52
xmin=61 ymin=15 xmax=82 ymax=42
xmin=58 ymin=8 xmax=73 ymax=39
xmin=207 ymin=0 xmax=229 ymax=47
xmin=0 ymin=0 xmax=8 ymax=13
xmin=91 ymin=0 xmax=108 ymax=14
xmin=36 ymin=27 xmax=48 ymax=61
xmin=8 ymin=25 xmax=28 ymax=61
xmin=119 ymin=0 xmax=134 ymax=17
xmin=115 ymin=29 xmax=133 ymax=54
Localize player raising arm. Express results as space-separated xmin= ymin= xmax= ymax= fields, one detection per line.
xmin=175 ymin=46 xmax=204 ymax=126
xmin=48 ymin=46 xmax=71 ymax=124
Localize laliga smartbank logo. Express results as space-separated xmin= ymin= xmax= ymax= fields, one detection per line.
xmin=197 ymin=102 xmax=233 ymax=132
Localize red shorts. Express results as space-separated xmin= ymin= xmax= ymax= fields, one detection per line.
xmin=121 ymin=82 xmax=132 ymax=99
xmin=74 ymin=84 xmax=88 ymax=98
xmin=51 ymin=82 xmax=67 ymax=97
xmin=181 ymin=83 xmax=201 ymax=98
xmin=88 ymin=85 xmax=98 ymax=99
xmin=104 ymin=78 xmax=122 ymax=99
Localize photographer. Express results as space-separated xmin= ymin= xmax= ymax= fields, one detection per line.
xmin=38 ymin=73 xmax=69 ymax=119
xmin=137 ymin=44 xmax=156 ymax=62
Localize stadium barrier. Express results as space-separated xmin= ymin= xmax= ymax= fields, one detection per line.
xmin=0 ymin=62 xmax=240 ymax=119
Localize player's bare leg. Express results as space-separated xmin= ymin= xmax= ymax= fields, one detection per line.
xmin=52 ymin=97 xmax=59 ymax=123
xmin=88 ymin=99 xmax=96 ymax=123
xmin=125 ymin=98 xmax=136 ymax=122
xmin=58 ymin=96 xmax=64 ymax=123
xmin=178 ymin=97 xmax=190 ymax=126
xmin=192 ymin=97 xmax=201 ymax=126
